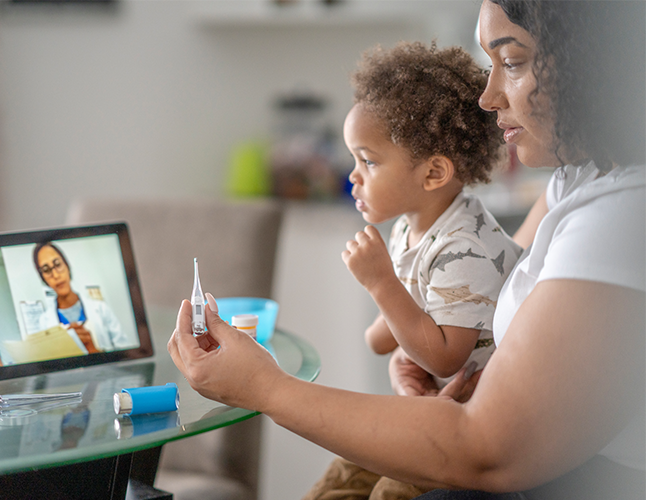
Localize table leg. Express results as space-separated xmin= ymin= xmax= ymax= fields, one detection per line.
xmin=130 ymin=446 xmax=163 ymax=486
xmin=0 ymin=451 xmax=171 ymax=500
xmin=110 ymin=452 xmax=133 ymax=499
xmin=127 ymin=446 xmax=173 ymax=499
xmin=0 ymin=455 xmax=127 ymax=499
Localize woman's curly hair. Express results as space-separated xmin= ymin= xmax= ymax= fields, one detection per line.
xmin=351 ymin=41 xmax=505 ymax=185
xmin=490 ymin=0 xmax=646 ymax=171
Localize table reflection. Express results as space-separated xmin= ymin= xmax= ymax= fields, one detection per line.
xmin=114 ymin=412 xmax=180 ymax=440
xmin=0 ymin=363 xmax=152 ymax=464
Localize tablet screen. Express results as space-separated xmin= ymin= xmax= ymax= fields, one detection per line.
xmin=0 ymin=223 xmax=153 ymax=379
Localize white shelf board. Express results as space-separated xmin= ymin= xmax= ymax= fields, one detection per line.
xmin=189 ymin=1 xmax=424 ymax=29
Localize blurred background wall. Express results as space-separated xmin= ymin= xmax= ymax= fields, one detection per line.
xmin=0 ymin=0 xmax=482 ymax=232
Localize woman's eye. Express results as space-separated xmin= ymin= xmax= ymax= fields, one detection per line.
xmin=503 ymin=59 xmax=524 ymax=70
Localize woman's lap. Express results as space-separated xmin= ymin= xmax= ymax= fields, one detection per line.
xmin=413 ymin=490 xmax=522 ymax=500
xmin=413 ymin=456 xmax=645 ymax=500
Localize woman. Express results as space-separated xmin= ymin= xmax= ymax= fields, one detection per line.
xmin=167 ymin=1 xmax=645 ymax=498
xmin=33 ymin=241 xmax=129 ymax=353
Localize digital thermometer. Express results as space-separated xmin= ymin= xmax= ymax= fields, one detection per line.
xmin=191 ymin=258 xmax=206 ymax=336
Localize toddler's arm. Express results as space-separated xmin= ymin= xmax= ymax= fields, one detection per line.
xmin=365 ymin=313 xmax=398 ymax=354
xmin=342 ymin=226 xmax=479 ymax=378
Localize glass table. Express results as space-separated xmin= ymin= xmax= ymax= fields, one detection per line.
xmin=0 ymin=307 xmax=320 ymax=499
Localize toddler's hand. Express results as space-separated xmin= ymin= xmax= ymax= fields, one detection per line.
xmin=342 ymin=225 xmax=394 ymax=291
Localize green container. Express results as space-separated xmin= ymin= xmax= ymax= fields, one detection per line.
xmin=226 ymin=141 xmax=271 ymax=197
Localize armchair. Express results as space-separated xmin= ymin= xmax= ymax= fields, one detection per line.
xmin=66 ymin=196 xmax=283 ymax=500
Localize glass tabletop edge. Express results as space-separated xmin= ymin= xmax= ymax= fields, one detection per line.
xmin=0 ymin=410 xmax=262 ymax=475
xmin=0 ymin=328 xmax=320 ymax=475
xmin=276 ymin=329 xmax=321 ymax=382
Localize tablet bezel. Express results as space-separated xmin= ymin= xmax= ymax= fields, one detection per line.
xmin=0 ymin=223 xmax=153 ymax=380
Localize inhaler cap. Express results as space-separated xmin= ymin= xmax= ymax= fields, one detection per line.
xmin=114 ymin=392 xmax=133 ymax=415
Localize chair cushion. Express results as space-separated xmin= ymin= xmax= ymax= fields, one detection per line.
xmin=154 ymin=470 xmax=252 ymax=500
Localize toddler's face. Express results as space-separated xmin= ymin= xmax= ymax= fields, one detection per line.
xmin=343 ymin=105 xmax=429 ymax=225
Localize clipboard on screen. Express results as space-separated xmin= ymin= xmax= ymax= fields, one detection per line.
xmin=2 ymin=325 xmax=85 ymax=364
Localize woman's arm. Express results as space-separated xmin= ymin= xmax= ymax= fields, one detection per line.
xmin=513 ymin=190 xmax=548 ymax=249
xmin=169 ymin=282 xmax=644 ymax=492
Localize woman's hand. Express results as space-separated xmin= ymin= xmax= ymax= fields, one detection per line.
xmin=389 ymin=347 xmax=439 ymax=396
xmin=167 ymin=293 xmax=286 ymax=412
xmin=389 ymin=347 xmax=482 ymax=402
xmin=342 ymin=225 xmax=395 ymax=291
xmin=436 ymin=363 xmax=482 ymax=404
xmin=69 ymin=322 xmax=100 ymax=354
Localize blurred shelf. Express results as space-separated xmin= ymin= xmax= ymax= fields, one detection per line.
xmin=189 ymin=1 xmax=437 ymax=29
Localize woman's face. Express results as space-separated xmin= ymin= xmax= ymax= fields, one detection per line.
xmin=478 ymin=0 xmax=560 ymax=168
xmin=37 ymin=245 xmax=72 ymax=297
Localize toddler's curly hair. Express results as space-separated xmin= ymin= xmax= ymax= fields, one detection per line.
xmin=351 ymin=41 xmax=505 ymax=185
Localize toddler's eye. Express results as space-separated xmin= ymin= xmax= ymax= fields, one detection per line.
xmin=363 ymin=159 xmax=376 ymax=168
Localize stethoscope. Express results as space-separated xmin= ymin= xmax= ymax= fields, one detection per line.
xmin=57 ymin=296 xmax=87 ymax=326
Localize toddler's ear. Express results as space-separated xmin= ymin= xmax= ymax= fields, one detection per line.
xmin=422 ymin=155 xmax=455 ymax=191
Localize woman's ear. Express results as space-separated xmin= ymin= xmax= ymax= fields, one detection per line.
xmin=422 ymin=155 xmax=455 ymax=191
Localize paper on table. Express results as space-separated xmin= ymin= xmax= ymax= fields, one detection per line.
xmin=2 ymin=325 xmax=85 ymax=364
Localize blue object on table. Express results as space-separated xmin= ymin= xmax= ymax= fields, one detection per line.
xmin=216 ymin=297 xmax=279 ymax=343
xmin=115 ymin=412 xmax=180 ymax=439
xmin=121 ymin=383 xmax=179 ymax=416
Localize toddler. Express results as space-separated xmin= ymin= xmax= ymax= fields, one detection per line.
xmin=303 ymin=41 xmax=522 ymax=500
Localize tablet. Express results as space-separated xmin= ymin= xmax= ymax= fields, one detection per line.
xmin=0 ymin=223 xmax=153 ymax=380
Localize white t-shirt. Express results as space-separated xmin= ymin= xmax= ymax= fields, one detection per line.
xmin=389 ymin=191 xmax=523 ymax=384
xmin=493 ymin=163 xmax=645 ymax=469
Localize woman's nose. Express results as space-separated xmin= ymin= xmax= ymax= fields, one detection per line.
xmin=479 ymin=72 xmax=507 ymax=112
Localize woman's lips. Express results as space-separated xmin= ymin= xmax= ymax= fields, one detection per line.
xmin=502 ymin=125 xmax=524 ymax=144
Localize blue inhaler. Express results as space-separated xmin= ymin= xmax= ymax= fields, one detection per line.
xmin=113 ymin=383 xmax=179 ymax=416
xmin=191 ymin=258 xmax=206 ymax=336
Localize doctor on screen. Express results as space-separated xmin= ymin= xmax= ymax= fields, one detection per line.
xmin=32 ymin=241 xmax=130 ymax=353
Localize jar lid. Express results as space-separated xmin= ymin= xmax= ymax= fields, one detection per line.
xmin=231 ymin=314 xmax=259 ymax=327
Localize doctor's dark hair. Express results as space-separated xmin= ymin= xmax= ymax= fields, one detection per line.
xmin=33 ymin=242 xmax=72 ymax=284
xmin=350 ymin=41 xmax=505 ymax=185
xmin=489 ymin=0 xmax=646 ymax=170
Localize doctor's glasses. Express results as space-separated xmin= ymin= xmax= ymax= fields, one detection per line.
xmin=39 ymin=258 xmax=66 ymax=277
